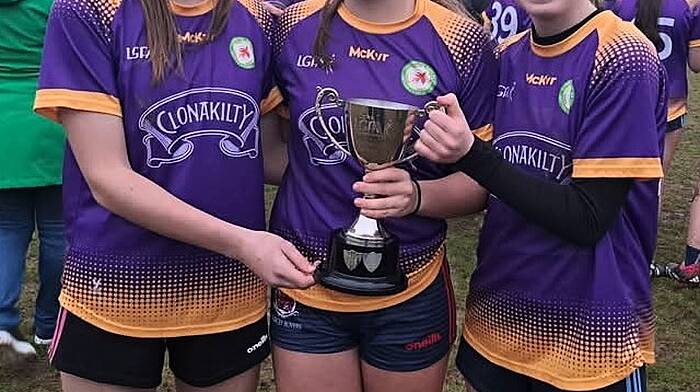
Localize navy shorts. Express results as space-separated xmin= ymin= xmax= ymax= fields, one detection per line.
xmin=456 ymin=338 xmax=647 ymax=392
xmin=270 ymin=262 xmax=456 ymax=372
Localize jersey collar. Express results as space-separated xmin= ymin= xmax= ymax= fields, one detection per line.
xmin=338 ymin=0 xmax=426 ymax=34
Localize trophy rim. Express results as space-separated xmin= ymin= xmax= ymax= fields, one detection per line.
xmin=345 ymin=98 xmax=418 ymax=111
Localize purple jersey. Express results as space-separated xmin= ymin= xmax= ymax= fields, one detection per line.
xmin=272 ymin=0 xmax=496 ymax=311
xmin=34 ymin=0 xmax=278 ymax=337
xmin=463 ymin=11 xmax=665 ymax=390
xmin=606 ymin=0 xmax=700 ymax=120
xmin=485 ymin=0 xmax=531 ymax=43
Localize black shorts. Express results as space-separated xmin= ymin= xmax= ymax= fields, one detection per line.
xmin=270 ymin=262 xmax=457 ymax=372
xmin=668 ymin=115 xmax=686 ymax=132
xmin=456 ymin=338 xmax=647 ymax=392
xmin=49 ymin=309 xmax=270 ymax=388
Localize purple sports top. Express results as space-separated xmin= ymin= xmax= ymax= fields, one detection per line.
xmin=35 ymin=0 xmax=280 ymax=337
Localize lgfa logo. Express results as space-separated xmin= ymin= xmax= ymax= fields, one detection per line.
xmin=401 ymin=61 xmax=437 ymax=96
xmin=230 ymin=37 xmax=255 ymax=69
xmin=525 ymin=73 xmax=558 ymax=86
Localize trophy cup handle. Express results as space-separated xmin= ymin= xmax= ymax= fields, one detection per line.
xmin=315 ymin=86 xmax=352 ymax=157
xmin=390 ymin=101 xmax=444 ymax=165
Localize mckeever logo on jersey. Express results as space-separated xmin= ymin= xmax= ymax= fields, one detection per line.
xmin=139 ymin=87 xmax=260 ymax=168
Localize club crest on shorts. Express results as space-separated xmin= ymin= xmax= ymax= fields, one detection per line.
xmin=230 ymin=37 xmax=255 ymax=69
xmin=274 ymin=291 xmax=299 ymax=318
xmin=401 ymin=61 xmax=437 ymax=96
xmin=558 ymin=79 xmax=575 ymax=114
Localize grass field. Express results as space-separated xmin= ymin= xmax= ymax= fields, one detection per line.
xmin=1 ymin=80 xmax=699 ymax=392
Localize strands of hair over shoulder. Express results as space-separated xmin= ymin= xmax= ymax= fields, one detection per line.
xmin=140 ymin=0 xmax=234 ymax=83
xmin=312 ymin=0 xmax=473 ymax=70
xmin=635 ymin=0 xmax=663 ymax=48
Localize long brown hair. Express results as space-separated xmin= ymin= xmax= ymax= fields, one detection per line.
xmin=635 ymin=0 xmax=662 ymax=48
xmin=312 ymin=0 xmax=471 ymax=69
xmin=140 ymin=0 xmax=234 ymax=82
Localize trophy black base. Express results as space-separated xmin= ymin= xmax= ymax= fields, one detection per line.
xmin=317 ymin=229 xmax=408 ymax=296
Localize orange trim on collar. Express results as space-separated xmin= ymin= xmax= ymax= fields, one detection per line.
xmin=338 ymin=0 xmax=426 ymax=34
xmin=170 ymin=0 xmax=216 ymax=16
xmin=530 ymin=11 xmax=615 ymax=58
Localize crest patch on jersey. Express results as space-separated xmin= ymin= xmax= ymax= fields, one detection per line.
xmin=230 ymin=37 xmax=255 ymax=69
xmin=401 ymin=61 xmax=437 ymax=96
xmin=558 ymin=79 xmax=575 ymax=114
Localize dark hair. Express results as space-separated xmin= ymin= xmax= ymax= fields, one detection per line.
xmin=312 ymin=0 xmax=471 ymax=69
xmin=140 ymin=0 xmax=234 ymax=82
xmin=635 ymin=0 xmax=662 ymax=48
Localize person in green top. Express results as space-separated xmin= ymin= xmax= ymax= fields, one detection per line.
xmin=0 ymin=0 xmax=65 ymax=364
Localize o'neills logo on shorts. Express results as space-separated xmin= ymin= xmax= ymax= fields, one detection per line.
xmin=247 ymin=334 xmax=268 ymax=354
xmin=138 ymin=87 xmax=260 ymax=168
xmin=404 ymin=332 xmax=443 ymax=351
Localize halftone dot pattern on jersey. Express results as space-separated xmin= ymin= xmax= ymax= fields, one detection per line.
xmin=274 ymin=0 xmax=324 ymax=55
xmin=59 ymin=248 xmax=267 ymax=337
xmin=424 ymin=3 xmax=489 ymax=78
xmin=591 ymin=25 xmax=663 ymax=89
xmin=463 ymin=288 xmax=655 ymax=390
xmin=239 ymin=0 xmax=276 ymax=42
xmin=51 ymin=0 xmax=120 ymax=41
xmin=272 ymin=228 xmax=445 ymax=274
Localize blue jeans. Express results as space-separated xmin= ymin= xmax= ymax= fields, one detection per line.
xmin=0 ymin=186 xmax=65 ymax=338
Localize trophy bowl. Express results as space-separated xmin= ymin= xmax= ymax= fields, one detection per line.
xmin=314 ymin=86 xmax=440 ymax=296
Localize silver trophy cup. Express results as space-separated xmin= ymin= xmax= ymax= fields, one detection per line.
xmin=314 ymin=86 xmax=440 ymax=295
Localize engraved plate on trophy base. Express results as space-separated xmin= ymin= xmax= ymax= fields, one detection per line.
xmin=317 ymin=229 xmax=407 ymax=296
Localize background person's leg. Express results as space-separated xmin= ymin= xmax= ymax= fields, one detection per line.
xmin=662 ymin=128 xmax=683 ymax=173
xmin=0 ymin=188 xmax=36 ymax=362
xmin=33 ymin=185 xmax=65 ymax=342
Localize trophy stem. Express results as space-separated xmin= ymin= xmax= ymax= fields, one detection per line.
xmin=345 ymin=212 xmax=387 ymax=245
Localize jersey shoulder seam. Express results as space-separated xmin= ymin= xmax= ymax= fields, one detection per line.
xmin=422 ymin=1 xmax=491 ymax=77
xmin=275 ymin=0 xmax=325 ymax=54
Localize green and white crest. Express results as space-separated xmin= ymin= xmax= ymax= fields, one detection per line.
xmin=230 ymin=37 xmax=255 ymax=69
xmin=401 ymin=61 xmax=437 ymax=96
xmin=558 ymin=79 xmax=575 ymax=114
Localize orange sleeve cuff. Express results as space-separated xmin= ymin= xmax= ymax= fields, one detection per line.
xmin=473 ymin=124 xmax=493 ymax=142
xmin=261 ymin=87 xmax=283 ymax=115
xmin=34 ymin=89 xmax=122 ymax=122
xmin=689 ymin=39 xmax=700 ymax=48
xmin=572 ymin=157 xmax=663 ymax=178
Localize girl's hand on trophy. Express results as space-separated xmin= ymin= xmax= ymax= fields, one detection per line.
xmin=415 ymin=93 xmax=473 ymax=164
xmin=238 ymin=231 xmax=317 ymax=289
xmin=353 ymin=168 xmax=419 ymax=219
